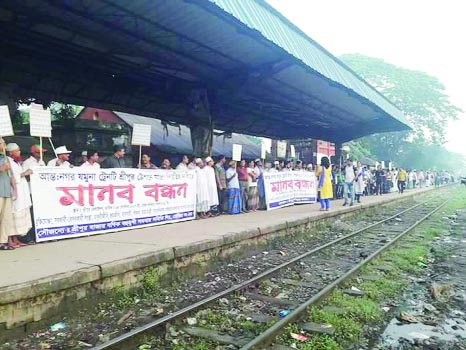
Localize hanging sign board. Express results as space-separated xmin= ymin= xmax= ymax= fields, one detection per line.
xmin=0 ymin=106 xmax=14 ymax=136
xmin=131 ymin=123 xmax=152 ymax=146
xmin=232 ymin=144 xmax=242 ymax=161
xmin=290 ymin=145 xmax=296 ymax=158
xmin=277 ymin=141 xmax=287 ymax=158
xmin=29 ymin=104 xmax=52 ymax=137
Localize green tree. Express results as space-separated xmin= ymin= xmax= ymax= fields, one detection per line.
xmin=340 ymin=54 xmax=464 ymax=171
xmin=341 ymin=54 xmax=462 ymax=144
xmin=49 ymin=102 xmax=82 ymax=121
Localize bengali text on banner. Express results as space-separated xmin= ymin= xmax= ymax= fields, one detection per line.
xmin=30 ymin=168 xmax=197 ymax=242
xmin=264 ymin=171 xmax=317 ymax=210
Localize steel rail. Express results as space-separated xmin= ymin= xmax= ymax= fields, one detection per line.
xmin=239 ymin=198 xmax=450 ymax=350
xmin=91 ymin=195 xmax=440 ymax=350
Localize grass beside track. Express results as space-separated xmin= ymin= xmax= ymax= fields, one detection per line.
xmin=276 ymin=187 xmax=465 ymax=350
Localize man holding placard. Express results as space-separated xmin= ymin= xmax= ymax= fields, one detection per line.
xmin=47 ymin=146 xmax=73 ymax=167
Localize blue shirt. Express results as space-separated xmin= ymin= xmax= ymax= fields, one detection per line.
xmin=0 ymin=155 xmax=12 ymax=198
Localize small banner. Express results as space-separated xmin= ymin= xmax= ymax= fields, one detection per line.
xmin=0 ymin=106 xmax=14 ymax=136
xmin=264 ymin=171 xmax=317 ymax=210
xmin=29 ymin=104 xmax=52 ymax=138
xmin=232 ymin=144 xmax=242 ymax=161
xmin=131 ymin=123 xmax=152 ymax=146
xmin=277 ymin=141 xmax=287 ymax=158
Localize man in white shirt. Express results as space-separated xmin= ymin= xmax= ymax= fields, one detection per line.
xmin=343 ymin=159 xmax=356 ymax=206
xmin=80 ymin=149 xmax=100 ymax=168
xmin=22 ymin=144 xmax=46 ymax=172
xmin=47 ymin=146 xmax=73 ymax=167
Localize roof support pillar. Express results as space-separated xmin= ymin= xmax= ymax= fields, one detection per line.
xmin=189 ymin=89 xmax=213 ymax=157
xmin=334 ymin=142 xmax=343 ymax=169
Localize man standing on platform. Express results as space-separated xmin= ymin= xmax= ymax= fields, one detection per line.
xmin=215 ymin=155 xmax=227 ymax=214
xmin=6 ymin=143 xmax=32 ymax=247
xmin=375 ymin=165 xmax=385 ymax=195
xmin=80 ymin=150 xmax=100 ymax=168
xmin=47 ymin=146 xmax=73 ymax=167
xmin=22 ymin=144 xmax=46 ymax=172
xmin=0 ymin=137 xmax=15 ymax=250
xmin=102 ymin=145 xmax=126 ymax=168
xmin=396 ymin=167 xmax=407 ymax=194
xmin=21 ymin=144 xmax=46 ymax=244
xmin=343 ymin=159 xmax=356 ymax=206
xmin=204 ymin=156 xmax=219 ymax=215
xmin=176 ymin=155 xmax=190 ymax=170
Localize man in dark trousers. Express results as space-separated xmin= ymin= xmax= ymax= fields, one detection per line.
xmin=375 ymin=165 xmax=385 ymax=195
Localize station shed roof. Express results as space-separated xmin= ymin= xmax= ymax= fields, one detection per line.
xmin=0 ymin=0 xmax=410 ymax=142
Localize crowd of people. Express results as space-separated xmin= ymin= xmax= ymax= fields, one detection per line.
xmin=0 ymin=138 xmax=453 ymax=250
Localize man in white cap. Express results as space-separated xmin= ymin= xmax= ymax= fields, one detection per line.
xmin=204 ymin=156 xmax=219 ymax=215
xmin=269 ymin=160 xmax=281 ymax=173
xmin=47 ymin=145 xmax=73 ymax=167
xmin=6 ymin=143 xmax=32 ymax=247
xmin=194 ymin=158 xmax=210 ymax=219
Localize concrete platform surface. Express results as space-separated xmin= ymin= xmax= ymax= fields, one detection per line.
xmin=0 ymin=187 xmax=435 ymax=301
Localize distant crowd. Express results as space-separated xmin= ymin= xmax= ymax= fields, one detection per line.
xmin=0 ymin=139 xmax=453 ymax=250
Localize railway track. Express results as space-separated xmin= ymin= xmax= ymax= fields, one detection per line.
xmin=92 ymin=190 xmax=451 ymax=350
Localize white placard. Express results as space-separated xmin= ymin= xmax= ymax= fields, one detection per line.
xmin=277 ymin=141 xmax=287 ymax=158
xmin=131 ymin=123 xmax=152 ymax=146
xmin=232 ymin=144 xmax=242 ymax=161
xmin=0 ymin=106 xmax=14 ymax=136
xmin=30 ymin=168 xmax=197 ymax=242
xmin=29 ymin=104 xmax=52 ymax=137
xmin=261 ymin=139 xmax=267 ymax=159
xmin=290 ymin=145 xmax=296 ymax=158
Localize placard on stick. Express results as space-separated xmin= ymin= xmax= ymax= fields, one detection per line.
xmin=290 ymin=145 xmax=296 ymax=158
xmin=0 ymin=106 xmax=14 ymax=136
xmin=131 ymin=123 xmax=151 ymax=146
xmin=277 ymin=141 xmax=287 ymax=158
xmin=232 ymin=144 xmax=242 ymax=161
xmin=260 ymin=139 xmax=267 ymax=159
xmin=29 ymin=104 xmax=52 ymax=137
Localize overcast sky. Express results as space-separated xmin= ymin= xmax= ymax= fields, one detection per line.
xmin=266 ymin=0 xmax=466 ymax=155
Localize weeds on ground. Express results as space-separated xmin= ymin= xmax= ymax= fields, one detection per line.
xmin=278 ymin=188 xmax=464 ymax=350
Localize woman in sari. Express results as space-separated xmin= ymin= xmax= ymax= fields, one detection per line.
xmin=316 ymin=157 xmax=333 ymax=211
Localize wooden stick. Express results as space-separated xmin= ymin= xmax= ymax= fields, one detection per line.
xmin=39 ymin=137 xmax=43 ymax=163
xmin=48 ymin=137 xmax=58 ymax=159
xmin=139 ymin=145 xmax=142 ymax=168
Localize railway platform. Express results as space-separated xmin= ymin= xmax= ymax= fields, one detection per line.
xmin=0 ymin=186 xmax=438 ymax=331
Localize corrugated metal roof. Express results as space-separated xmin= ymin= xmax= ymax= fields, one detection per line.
xmin=116 ymin=111 xmax=261 ymax=159
xmin=209 ymin=0 xmax=409 ymax=126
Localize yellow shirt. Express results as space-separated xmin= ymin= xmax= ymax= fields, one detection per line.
xmin=397 ymin=169 xmax=407 ymax=181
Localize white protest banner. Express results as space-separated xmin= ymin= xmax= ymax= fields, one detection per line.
xmin=30 ymin=168 xmax=197 ymax=242
xmin=290 ymin=145 xmax=296 ymax=158
xmin=263 ymin=171 xmax=295 ymax=210
xmin=29 ymin=104 xmax=52 ymax=137
xmin=0 ymin=106 xmax=14 ymax=136
xmin=277 ymin=141 xmax=287 ymax=158
xmin=264 ymin=171 xmax=317 ymax=210
xmin=293 ymin=171 xmax=317 ymax=204
xmin=232 ymin=144 xmax=242 ymax=161
xmin=131 ymin=123 xmax=152 ymax=146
